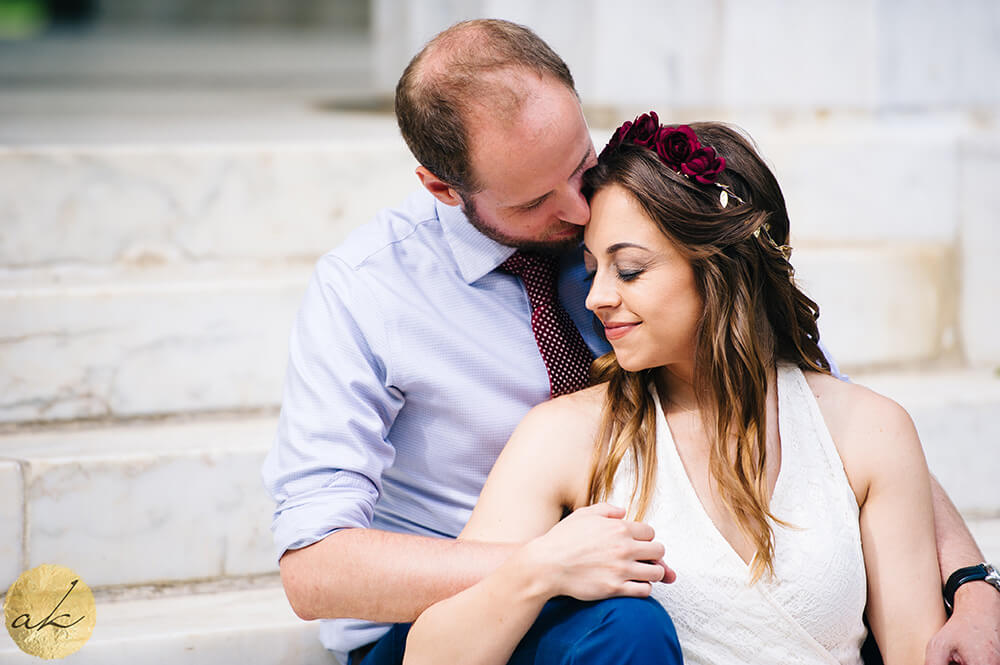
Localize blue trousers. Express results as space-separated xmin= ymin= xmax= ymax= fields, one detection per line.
xmin=354 ymin=596 xmax=683 ymax=665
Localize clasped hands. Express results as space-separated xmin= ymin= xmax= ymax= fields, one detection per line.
xmin=516 ymin=503 xmax=675 ymax=602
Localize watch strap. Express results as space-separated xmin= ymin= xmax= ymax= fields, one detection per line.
xmin=943 ymin=563 xmax=998 ymax=614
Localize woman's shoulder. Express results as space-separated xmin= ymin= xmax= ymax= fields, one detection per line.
xmin=492 ymin=383 xmax=607 ymax=512
xmin=801 ymin=370 xmax=921 ymax=499
xmin=517 ymin=383 xmax=607 ymax=447
xmin=801 ymin=370 xmax=915 ymax=437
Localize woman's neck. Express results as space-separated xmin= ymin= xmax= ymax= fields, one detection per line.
xmin=655 ymin=362 xmax=699 ymax=413
xmin=655 ymin=360 xmax=779 ymax=415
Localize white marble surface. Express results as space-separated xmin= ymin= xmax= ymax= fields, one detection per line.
xmin=375 ymin=0 xmax=999 ymax=109
xmin=0 ymin=586 xmax=338 ymax=665
xmin=1 ymin=417 xmax=278 ymax=587
xmin=792 ymin=243 xmax=952 ymax=370
xmin=877 ymin=0 xmax=1000 ymax=107
xmin=757 ymin=124 xmax=962 ymax=244
xmin=959 ymin=135 xmax=1000 ymax=365
xmin=0 ymin=142 xmax=417 ymax=267
xmin=0 ymin=124 xmax=969 ymax=270
xmin=0 ymin=461 xmax=24 ymax=593
xmin=969 ymin=519 xmax=1000 ymax=566
xmin=0 ymin=267 xmax=308 ymax=423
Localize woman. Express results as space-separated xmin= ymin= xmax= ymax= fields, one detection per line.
xmin=402 ymin=117 xmax=946 ymax=664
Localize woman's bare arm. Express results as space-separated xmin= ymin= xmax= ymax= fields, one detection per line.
xmin=403 ymin=390 xmax=670 ymax=665
xmin=812 ymin=374 xmax=946 ymax=664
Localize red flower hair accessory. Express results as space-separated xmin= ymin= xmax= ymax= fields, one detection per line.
xmin=600 ymin=113 xmax=792 ymax=260
xmin=601 ymin=113 xmax=727 ymax=185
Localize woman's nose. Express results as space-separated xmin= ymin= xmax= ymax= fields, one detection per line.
xmin=585 ymin=270 xmax=619 ymax=312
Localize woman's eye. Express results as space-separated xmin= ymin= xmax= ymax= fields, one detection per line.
xmin=583 ymin=270 xmax=596 ymax=282
xmin=618 ymin=269 xmax=643 ymax=282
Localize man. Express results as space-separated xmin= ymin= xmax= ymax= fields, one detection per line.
xmin=262 ymin=18 xmax=1000 ymax=665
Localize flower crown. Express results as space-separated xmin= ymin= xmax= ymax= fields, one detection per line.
xmin=599 ymin=112 xmax=791 ymax=259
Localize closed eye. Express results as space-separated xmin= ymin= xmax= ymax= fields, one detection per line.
xmin=518 ymin=197 xmax=547 ymax=212
xmin=618 ymin=269 xmax=643 ymax=282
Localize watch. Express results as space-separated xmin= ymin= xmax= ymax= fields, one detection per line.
xmin=943 ymin=562 xmax=1000 ymax=614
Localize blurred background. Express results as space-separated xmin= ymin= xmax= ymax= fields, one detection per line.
xmin=1 ymin=1 xmax=998 ymax=662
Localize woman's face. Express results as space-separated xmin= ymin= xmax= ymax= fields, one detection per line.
xmin=583 ymin=184 xmax=704 ymax=373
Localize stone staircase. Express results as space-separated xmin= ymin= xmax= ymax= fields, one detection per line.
xmin=2 ymin=16 xmax=999 ymax=664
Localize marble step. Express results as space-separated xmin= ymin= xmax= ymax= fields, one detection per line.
xmin=2 ymin=368 xmax=998 ymax=596
xmin=4 ymin=128 xmax=996 ymax=372
xmin=0 ymin=138 xmax=419 ymax=269
xmin=2 ymin=126 xmax=996 ymax=267
xmin=0 ymin=415 xmax=280 ymax=594
xmin=0 ymin=242 xmax=959 ymax=425
xmin=0 ymin=584 xmax=339 ymax=665
xmin=0 ymin=265 xmax=310 ymax=424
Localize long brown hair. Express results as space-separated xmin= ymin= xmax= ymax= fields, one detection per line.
xmin=583 ymin=122 xmax=830 ymax=581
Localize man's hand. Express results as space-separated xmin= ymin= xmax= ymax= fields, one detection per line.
xmin=925 ymin=583 xmax=1000 ymax=665
xmin=518 ymin=502 xmax=676 ymax=602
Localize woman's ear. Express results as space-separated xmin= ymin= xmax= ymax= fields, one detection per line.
xmin=415 ymin=166 xmax=463 ymax=206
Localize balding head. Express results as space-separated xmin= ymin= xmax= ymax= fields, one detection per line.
xmin=395 ymin=19 xmax=577 ymax=194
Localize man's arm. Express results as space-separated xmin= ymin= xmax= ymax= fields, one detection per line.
xmin=930 ymin=475 xmax=984 ymax=581
xmin=280 ymin=529 xmax=515 ymax=622
xmin=264 ymin=254 xmax=429 ymax=621
xmin=925 ymin=476 xmax=1000 ymax=665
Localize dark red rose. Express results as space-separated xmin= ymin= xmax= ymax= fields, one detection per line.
xmin=599 ymin=120 xmax=633 ymax=160
xmin=654 ymin=125 xmax=699 ymax=169
xmin=625 ymin=112 xmax=660 ymax=147
xmin=680 ymin=146 xmax=726 ymax=183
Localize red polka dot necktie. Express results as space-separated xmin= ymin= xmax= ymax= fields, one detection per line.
xmin=500 ymin=251 xmax=594 ymax=397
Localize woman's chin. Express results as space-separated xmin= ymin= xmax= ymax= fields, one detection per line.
xmin=614 ymin=354 xmax=653 ymax=373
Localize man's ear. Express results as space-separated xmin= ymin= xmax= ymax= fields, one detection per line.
xmin=415 ymin=166 xmax=463 ymax=207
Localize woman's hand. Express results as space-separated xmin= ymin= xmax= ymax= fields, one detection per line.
xmin=516 ymin=502 xmax=675 ymax=602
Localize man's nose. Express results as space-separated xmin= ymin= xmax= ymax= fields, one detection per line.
xmin=557 ymin=185 xmax=591 ymax=226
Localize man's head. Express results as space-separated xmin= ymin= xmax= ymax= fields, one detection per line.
xmin=395 ymin=19 xmax=596 ymax=251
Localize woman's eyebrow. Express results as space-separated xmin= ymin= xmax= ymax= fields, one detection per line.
xmin=606 ymin=242 xmax=649 ymax=254
xmin=582 ymin=241 xmax=649 ymax=257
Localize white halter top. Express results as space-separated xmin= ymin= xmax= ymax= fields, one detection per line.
xmin=611 ymin=365 xmax=868 ymax=664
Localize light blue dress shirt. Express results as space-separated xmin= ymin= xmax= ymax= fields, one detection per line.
xmin=261 ymin=188 xmax=609 ymax=659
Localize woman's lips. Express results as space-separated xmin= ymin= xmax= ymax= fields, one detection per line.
xmin=603 ymin=322 xmax=639 ymax=340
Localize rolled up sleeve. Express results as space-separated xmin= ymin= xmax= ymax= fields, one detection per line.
xmin=262 ymin=253 xmax=403 ymax=561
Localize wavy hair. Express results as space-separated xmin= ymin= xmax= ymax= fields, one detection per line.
xmin=583 ymin=122 xmax=830 ymax=582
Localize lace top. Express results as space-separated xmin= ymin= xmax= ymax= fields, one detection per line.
xmin=610 ymin=365 xmax=868 ymax=664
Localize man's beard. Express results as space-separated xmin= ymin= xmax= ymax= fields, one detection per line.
xmin=460 ymin=192 xmax=583 ymax=253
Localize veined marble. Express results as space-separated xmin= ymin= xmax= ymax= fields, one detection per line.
xmin=0 ymin=461 xmax=24 ymax=592
xmin=960 ymin=135 xmax=1000 ymax=365
xmin=375 ymin=0 xmax=999 ymax=108
xmin=2 ymin=417 xmax=278 ymax=587
xmin=0 ymin=267 xmax=309 ymax=423
xmin=0 ymin=142 xmax=417 ymax=268
xmin=791 ymin=243 xmax=953 ymax=369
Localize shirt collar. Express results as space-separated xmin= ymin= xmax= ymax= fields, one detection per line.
xmin=437 ymin=197 xmax=516 ymax=285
